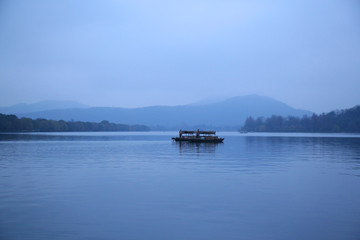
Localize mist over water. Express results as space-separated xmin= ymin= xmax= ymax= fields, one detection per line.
xmin=1 ymin=132 xmax=360 ymax=240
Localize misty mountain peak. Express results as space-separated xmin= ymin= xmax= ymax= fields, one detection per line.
xmin=0 ymin=100 xmax=89 ymax=114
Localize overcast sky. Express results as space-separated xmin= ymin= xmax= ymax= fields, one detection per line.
xmin=0 ymin=0 xmax=359 ymax=112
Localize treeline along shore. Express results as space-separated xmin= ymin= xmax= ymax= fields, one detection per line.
xmin=1 ymin=104 xmax=359 ymax=133
xmin=0 ymin=114 xmax=150 ymax=132
xmin=241 ymin=105 xmax=360 ymax=133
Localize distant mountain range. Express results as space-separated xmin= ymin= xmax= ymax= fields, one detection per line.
xmin=4 ymin=95 xmax=312 ymax=130
xmin=0 ymin=100 xmax=89 ymax=114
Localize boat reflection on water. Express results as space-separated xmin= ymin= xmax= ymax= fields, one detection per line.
xmin=174 ymin=141 xmax=221 ymax=155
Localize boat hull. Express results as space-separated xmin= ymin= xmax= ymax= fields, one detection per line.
xmin=172 ymin=137 xmax=224 ymax=143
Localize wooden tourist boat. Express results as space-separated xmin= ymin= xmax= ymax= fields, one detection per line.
xmin=172 ymin=129 xmax=224 ymax=143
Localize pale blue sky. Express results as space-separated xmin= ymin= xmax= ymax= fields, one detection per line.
xmin=1 ymin=0 xmax=359 ymax=112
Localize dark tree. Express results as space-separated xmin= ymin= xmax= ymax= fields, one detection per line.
xmin=0 ymin=114 xmax=150 ymax=132
xmin=241 ymin=105 xmax=360 ymax=133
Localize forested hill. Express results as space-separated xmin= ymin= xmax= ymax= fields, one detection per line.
xmin=241 ymin=105 xmax=360 ymax=133
xmin=0 ymin=114 xmax=150 ymax=132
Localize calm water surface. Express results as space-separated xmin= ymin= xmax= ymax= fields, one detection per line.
xmin=1 ymin=132 xmax=360 ymax=240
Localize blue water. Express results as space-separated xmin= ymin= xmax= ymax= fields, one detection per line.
xmin=1 ymin=132 xmax=360 ymax=240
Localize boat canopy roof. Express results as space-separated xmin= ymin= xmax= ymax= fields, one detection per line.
xmin=181 ymin=130 xmax=216 ymax=135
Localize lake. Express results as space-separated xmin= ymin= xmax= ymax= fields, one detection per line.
xmin=1 ymin=132 xmax=360 ymax=240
